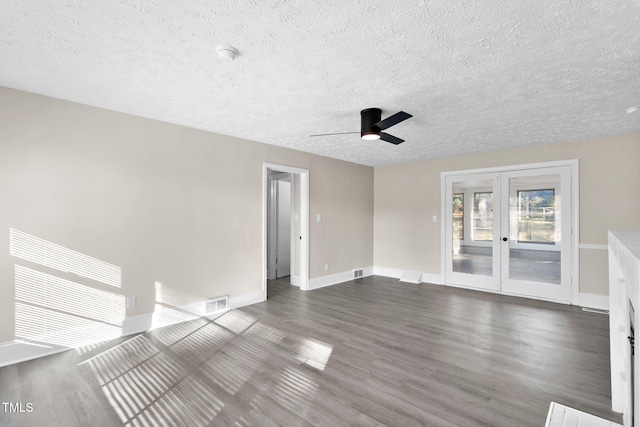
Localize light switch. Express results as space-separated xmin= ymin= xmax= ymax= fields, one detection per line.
xmin=126 ymin=296 xmax=137 ymax=309
xmin=317 ymin=213 xmax=322 ymax=222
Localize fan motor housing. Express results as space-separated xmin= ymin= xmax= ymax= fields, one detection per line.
xmin=361 ymin=108 xmax=382 ymax=139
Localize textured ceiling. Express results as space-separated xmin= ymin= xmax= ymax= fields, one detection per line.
xmin=1 ymin=0 xmax=639 ymax=167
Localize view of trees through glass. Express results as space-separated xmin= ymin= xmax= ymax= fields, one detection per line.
xmin=452 ymin=193 xmax=463 ymax=240
xmin=517 ymin=189 xmax=556 ymax=244
xmin=452 ymin=188 xmax=557 ymax=245
xmin=473 ymin=192 xmax=493 ymax=241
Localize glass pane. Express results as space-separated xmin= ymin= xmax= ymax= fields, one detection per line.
xmin=473 ymin=192 xmax=493 ymax=241
xmin=452 ymin=180 xmax=493 ymax=277
xmin=517 ymin=189 xmax=555 ymax=244
xmin=453 ymin=193 xmax=464 ymax=240
xmin=509 ymin=175 xmax=561 ymax=284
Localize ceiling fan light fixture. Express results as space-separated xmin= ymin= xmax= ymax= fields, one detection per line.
xmin=361 ymin=131 xmax=380 ymax=140
xmin=360 ymin=108 xmax=382 ymax=141
xmin=310 ymin=107 xmax=411 ymax=146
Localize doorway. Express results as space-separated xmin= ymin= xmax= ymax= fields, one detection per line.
xmin=267 ymin=173 xmax=291 ymax=280
xmin=443 ymin=162 xmax=576 ymax=303
xmin=263 ymin=163 xmax=309 ymax=300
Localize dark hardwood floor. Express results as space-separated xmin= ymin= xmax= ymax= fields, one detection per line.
xmin=0 ymin=276 xmax=621 ymax=426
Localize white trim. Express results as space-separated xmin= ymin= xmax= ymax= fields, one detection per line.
xmin=372 ymin=267 xmax=443 ymax=285
xmin=309 ymin=271 xmax=353 ymax=290
xmin=571 ymin=160 xmax=581 ymax=306
xmin=229 ymin=289 xmax=265 ymax=309
xmin=444 ymin=172 xmax=502 ymax=292
xmin=444 ymin=279 xmax=608 ymax=309
xmin=363 ymin=266 xmax=375 ymax=278
xmin=290 ymin=275 xmax=301 ymax=287
xmin=576 ymin=292 xmax=610 ymax=311
xmin=308 ymin=266 xmax=374 ymax=290
xmin=440 ymin=176 xmax=447 ymax=290
xmin=121 ymin=312 xmax=153 ymax=336
xmin=263 ymin=163 xmax=310 ymax=297
xmin=440 ymin=159 xmax=580 ymax=177
xmin=499 ymin=166 xmax=572 ymax=302
xmin=421 ymin=272 xmax=444 ymax=285
xmin=440 ymin=159 xmax=580 ymax=305
xmin=445 ymin=281 xmax=572 ymax=305
xmin=444 ymin=281 xmax=506 ymax=296
xmin=373 ymin=266 xmax=403 ymax=279
xmin=579 ymin=243 xmax=609 ymax=251
xmin=545 ymin=402 xmax=622 ymax=427
xmin=0 ymin=340 xmax=69 ymax=368
xmin=0 ymin=287 xmax=266 ymax=367
xmin=399 ymin=270 xmax=423 ymax=284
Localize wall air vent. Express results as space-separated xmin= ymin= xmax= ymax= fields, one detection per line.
xmin=353 ymin=269 xmax=363 ymax=279
xmin=205 ymin=296 xmax=229 ymax=315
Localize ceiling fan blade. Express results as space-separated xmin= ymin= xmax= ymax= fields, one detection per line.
xmin=309 ymin=131 xmax=360 ymax=137
xmin=375 ymin=111 xmax=412 ymax=130
xmin=380 ymin=132 xmax=404 ymax=145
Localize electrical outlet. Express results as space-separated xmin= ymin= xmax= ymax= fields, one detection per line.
xmin=433 ymin=215 xmax=438 ymax=222
xmin=317 ymin=213 xmax=322 ymax=222
xmin=324 ymin=263 xmax=329 ymax=271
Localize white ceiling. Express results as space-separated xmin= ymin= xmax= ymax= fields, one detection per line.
xmin=1 ymin=1 xmax=639 ymax=167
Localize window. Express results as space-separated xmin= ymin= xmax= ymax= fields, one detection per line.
xmin=517 ymin=189 xmax=555 ymax=244
xmin=473 ymin=192 xmax=493 ymax=241
xmin=452 ymin=193 xmax=464 ymax=240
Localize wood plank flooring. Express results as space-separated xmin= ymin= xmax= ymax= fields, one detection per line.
xmin=0 ymin=276 xmax=622 ymax=426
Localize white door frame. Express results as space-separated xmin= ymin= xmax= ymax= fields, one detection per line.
xmin=440 ymin=159 xmax=580 ymax=304
xmin=263 ymin=163 xmax=310 ymax=299
xmin=499 ymin=166 xmax=572 ymax=302
xmin=444 ymin=172 xmax=501 ymax=292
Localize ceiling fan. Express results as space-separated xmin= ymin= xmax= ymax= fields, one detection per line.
xmin=310 ymin=108 xmax=413 ymax=145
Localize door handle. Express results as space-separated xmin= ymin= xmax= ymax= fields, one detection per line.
xmin=502 ymin=237 xmax=508 ymax=242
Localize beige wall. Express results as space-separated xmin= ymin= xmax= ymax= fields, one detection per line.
xmin=374 ymin=134 xmax=640 ymax=296
xmin=2 ymin=85 xmax=636 ymax=348
xmin=0 ymin=87 xmax=373 ymax=343
xmin=307 ymin=155 xmax=374 ymax=277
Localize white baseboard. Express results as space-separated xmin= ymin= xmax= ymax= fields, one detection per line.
xmin=290 ymin=275 xmax=301 ymax=287
xmin=308 ymin=266 xmax=374 ymax=290
xmin=419 ymin=272 xmax=444 ymax=285
xmin=0 ymin=340 xmax=69 ymax=368
xmin=308 ymin=270 xmax=353 ymax=290
xmin=0 ymin=288 xmax=266 ymax=368
xmin=230 ymin=289 xmax=265 ymax=309
xmin=121 ymin=312 xmax=153 ymax=336
xmin=400 ymin=270 xmax=423 ymax=284
xmin=445 ymin=282 xmax=609 ymax=310
xmin=117 ymin=289 xmax=265 ymax=337
xmin=362 ymin=266 xmax=374 ymax=278
xmin=373 ymin=266 xmax=403 ymax=279
xmin=372 ymin=266 xmax=443 ymax=285
xmin=577 ymin=292 xmax=609 ymax=311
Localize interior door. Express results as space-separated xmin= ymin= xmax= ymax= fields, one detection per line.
xmin=445 ymin=173 xmax=501 ymax=292
xmin=500 ymin=166 xmax=572 ymax=302
xmin=445 ymin=165 xmax=573 ymax=303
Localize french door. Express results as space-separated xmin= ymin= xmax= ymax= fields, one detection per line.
xmin=445 ymin=165 xmax=572 ymax=303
